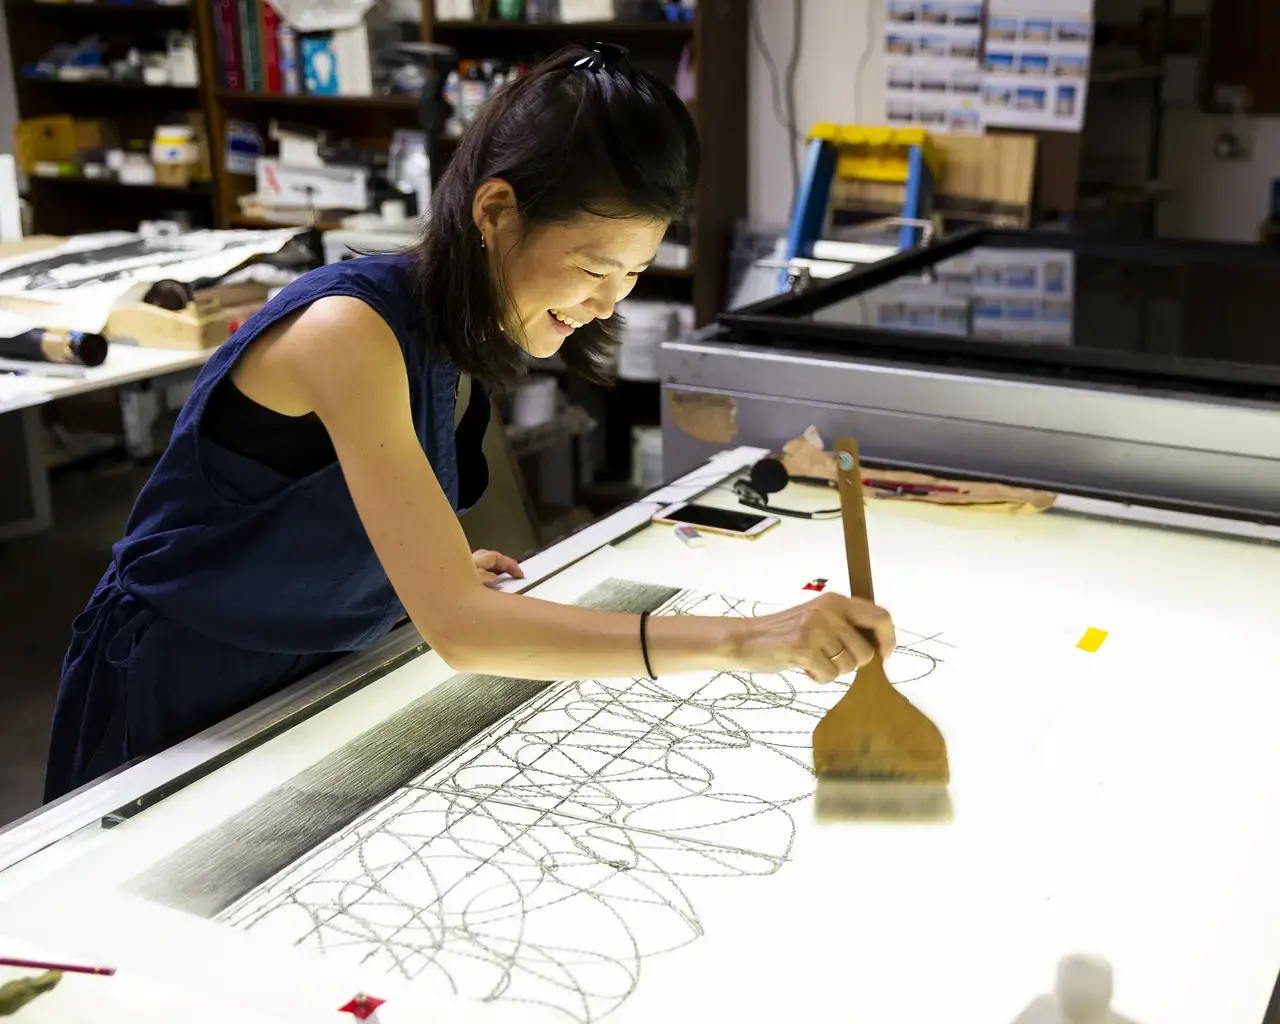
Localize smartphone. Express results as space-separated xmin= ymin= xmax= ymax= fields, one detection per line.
xmin=652 ymin=502 xmax=780 ymax=539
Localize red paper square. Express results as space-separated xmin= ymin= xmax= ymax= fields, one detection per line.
xmin=338 ymin=994 xmax=385 ymax=1020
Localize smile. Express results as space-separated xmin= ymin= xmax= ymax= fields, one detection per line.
xmin=549 ymin=309 xmax=586 ymax=331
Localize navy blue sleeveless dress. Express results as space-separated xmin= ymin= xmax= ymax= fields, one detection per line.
xmin=44 ymin=254 xmax=490 ymax=802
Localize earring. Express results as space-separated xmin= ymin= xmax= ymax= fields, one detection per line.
xmin=479 ymin=233 xmax=487 ymax=250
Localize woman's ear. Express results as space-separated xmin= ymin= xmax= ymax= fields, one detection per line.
xmin=471 ymin=178 xmax=518 ymax=244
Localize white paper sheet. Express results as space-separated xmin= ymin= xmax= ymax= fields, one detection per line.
xmin=982 ymin=0 xmax=1094 ymax=131
xmin=0 ymin=229 xmax=301 ymax=333
xmin=884 ymin=0 xmax=986 ymax=134
xmin=3 ymin=475 xmax=1280 ymax=1024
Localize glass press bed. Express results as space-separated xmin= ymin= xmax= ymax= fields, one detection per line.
xmin=2 ymin=438 xmax=1279 ymax=1022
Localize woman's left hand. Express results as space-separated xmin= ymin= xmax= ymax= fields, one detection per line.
xmin=473 ymin=549 xmax=525 ymax=586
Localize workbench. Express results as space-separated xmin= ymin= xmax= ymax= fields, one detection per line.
xmin=2 ymin=445 xmax=1279 ymax=1024
xmin=662 ymin=229 xmax=1280 ymax=521
xmin=0 ymin=344 xmax=215 ymax=540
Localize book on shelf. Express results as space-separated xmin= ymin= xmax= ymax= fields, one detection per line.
xmin=214 ymin=0 xmax=243 ymax=90
xmin=215 ymin=0 xmax=369 ymax=97
xmin=261 ymin=0 xmax=283 ymax=93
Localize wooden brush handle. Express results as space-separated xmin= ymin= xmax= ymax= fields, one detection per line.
xmin=834 ymin=437 xmax=875 ymax=604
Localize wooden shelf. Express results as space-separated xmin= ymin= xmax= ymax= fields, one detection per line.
xmin=20 ymin=77 xmax=199 ymax=94
xmin=3 ymin=0 xmax=742 ymax=348
xmin=432 ymin=19 xmax=693 ymax=34
xmin=228 ymin=214 xmax=340 ymax=230
xmin=28 ymin=174 xmax=213 ymax=196
xmin=6 ymin=0 xmax=190 ymax=13
xmin=218 ymin=90 xmax=419 ymax=110
xmin=1090 ymin=65 xmax=1163 ymax=85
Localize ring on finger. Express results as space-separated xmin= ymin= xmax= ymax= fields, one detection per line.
xmin=825 ymin=646 xmax=846 ymax=661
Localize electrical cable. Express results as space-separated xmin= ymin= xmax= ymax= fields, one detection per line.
xmin=783 ymin=0 xmax=803 ymax=205
xmin=853 ymin=0 xmax=877 ymax=126
xmin=749 ymin=0 xmax=805 ymax=212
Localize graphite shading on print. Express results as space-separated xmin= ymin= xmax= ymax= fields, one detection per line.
xmin=0 ymin=230 xmax=301 ymax=293
xmin=125 ymin=578 xmax=681 ymax=917
xmin=155 ymin=584 xmax=952 ymax=1023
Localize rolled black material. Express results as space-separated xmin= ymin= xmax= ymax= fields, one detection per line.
xmin=0 ymin=328 xmax=109 ymax=367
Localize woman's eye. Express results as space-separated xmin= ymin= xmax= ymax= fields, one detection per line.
xmin=580 ymin=268 xmax=606 ymax=280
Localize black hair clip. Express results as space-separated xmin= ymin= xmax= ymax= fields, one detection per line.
xmin=573 ymin=42 xmax=632 ymax=77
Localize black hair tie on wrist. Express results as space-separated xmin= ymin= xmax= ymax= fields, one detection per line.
xmin=574 ymin=42 xmax=633 ymax=78
xmin=639 ymin=610 xmax=657 ymax=680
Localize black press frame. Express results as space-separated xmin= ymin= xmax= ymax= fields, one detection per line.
xmin=717 ymin=227 xmax=1280 ymax=398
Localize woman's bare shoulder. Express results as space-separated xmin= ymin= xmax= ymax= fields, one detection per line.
xmin=235 ymin=295 xmax=406 ymax=418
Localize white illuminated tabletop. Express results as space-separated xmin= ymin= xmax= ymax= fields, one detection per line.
xmin=2 ymin=448 xmax=1279 ymax=1024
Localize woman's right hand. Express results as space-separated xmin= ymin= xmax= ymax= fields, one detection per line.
xmin=733 ymin=592 xmax=897 ymax=682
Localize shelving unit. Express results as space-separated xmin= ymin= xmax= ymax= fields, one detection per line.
xmin=5 ymin=0 xmax=215 ymax=232
xmin=215 ymin=91 xmax=419 ymax=109
xmin=196 ymin=1 xmax=744 ymax=324
xmin=5 ymin=0 xmax=745 ymax=319
xmin=3 ymin=0 xmax=747 ymax=508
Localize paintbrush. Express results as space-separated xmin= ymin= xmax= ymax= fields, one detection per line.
xmin=0 ymin=971 xmax=62 ymax=1016
xmin=812 ymin=437 xmax=952 ymax=823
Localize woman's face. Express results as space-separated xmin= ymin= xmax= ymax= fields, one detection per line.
xmin=474 ymin=181 xmax=667 ymax=358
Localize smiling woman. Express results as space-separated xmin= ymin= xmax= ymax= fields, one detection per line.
xmin=414 ymin=42 xmax=693 ymax=379
xmin=44 ymin=43 xmax=900 ymax=805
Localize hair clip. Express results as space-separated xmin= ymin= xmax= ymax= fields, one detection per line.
xmin=573 ymin=42 xmax=632 ymax=77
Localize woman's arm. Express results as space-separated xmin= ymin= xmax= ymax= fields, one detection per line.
xmin=247 ymin=296 xmax=895 ymax=682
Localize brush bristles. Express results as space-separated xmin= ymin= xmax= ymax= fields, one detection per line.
xmin=813 ymin=778 xmax=954 ymax=824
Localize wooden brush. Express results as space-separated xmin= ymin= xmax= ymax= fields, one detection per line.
xmin=812 ymin=437 xmax=952 ymax=822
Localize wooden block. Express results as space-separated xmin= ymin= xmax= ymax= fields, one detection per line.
xmin=105 ymin=300 xmax=231 ymax=351
xmin=931 ymin=133 xmax=1037 ymax=212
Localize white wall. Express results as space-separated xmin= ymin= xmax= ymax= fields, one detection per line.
xmin=747 ymin=0 xmax=884 ymax=227
xmin=1157 ymin=112 xmax=1280 ymax=242
xmin=745 ymin=0 xmax=1276 ymax=243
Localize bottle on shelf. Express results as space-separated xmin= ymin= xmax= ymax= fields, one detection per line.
xmin=442 ymin=70 xmax=463 ymax=138
xmin=459 ymin=62 xmax=488 ymax=125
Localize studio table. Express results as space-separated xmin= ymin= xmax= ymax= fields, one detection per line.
xmin=2 ymin=447 xmax=1279 ymax=1024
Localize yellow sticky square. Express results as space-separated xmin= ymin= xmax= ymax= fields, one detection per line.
xmin=1076 ymin=627 xmax=1109 ymax=653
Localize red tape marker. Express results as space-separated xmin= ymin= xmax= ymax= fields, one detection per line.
xmin=802 ymin=577 xmax=828 ymax=592
xmin=339 ymin=993 xmax=385 ymax=1020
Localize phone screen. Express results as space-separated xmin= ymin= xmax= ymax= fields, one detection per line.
xmin=658 ymin=504 xmax=772 ymax=533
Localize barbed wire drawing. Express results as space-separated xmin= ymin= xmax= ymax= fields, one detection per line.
xmin=217 ymin=583 xmax=953 ymax=1022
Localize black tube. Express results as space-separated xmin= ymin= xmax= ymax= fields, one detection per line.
xmin=0 ymin=328 xmax=109 ymax=367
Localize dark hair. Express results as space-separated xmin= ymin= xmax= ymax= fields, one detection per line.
xmin=411 ymin=43 xmax=700 ymax=389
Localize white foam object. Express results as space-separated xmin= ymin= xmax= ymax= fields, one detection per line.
xmin=630 ymin=425 xmax=663 ymax=489
xmin=0 ymin=155 xmax=22 ymax=242
xmin=1010 ymin=954 xmax=1143 ymax=1024
xmin=510 ymin=374 xmax=557 ymax=428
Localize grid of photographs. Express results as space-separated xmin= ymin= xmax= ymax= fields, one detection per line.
xmin=981 ymin=4 xmax=1093 ymax=131
xmin=885 ymin=0 xmax=986 ymax=135
xmin=871 ymin=248 xmax=1075 ymax=345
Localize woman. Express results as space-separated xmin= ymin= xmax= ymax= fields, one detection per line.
xmin=45 ymin=43 xmax=896 ymax=803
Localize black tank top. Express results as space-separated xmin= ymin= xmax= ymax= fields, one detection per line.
xmin=200 ymin=375 xmax=491 ymax=507
xmin=202 ymin=377 xmax=335 ymax=479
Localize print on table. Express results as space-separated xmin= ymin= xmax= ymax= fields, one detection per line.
xmin=214 ymin=586 xmax=953 ymax=1023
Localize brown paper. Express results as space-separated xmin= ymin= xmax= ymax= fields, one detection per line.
xmin=666 ymin=390 xmax=737 ymax=445
xmin=778 ymin=436 xmax=1055 ymax=514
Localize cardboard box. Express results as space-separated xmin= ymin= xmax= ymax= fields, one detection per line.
xmin=14 ymin=117 xmax=77 ymax=174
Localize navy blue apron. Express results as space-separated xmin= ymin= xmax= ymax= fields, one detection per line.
xmin=44 ymin=254 xmax=490 ymax=802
